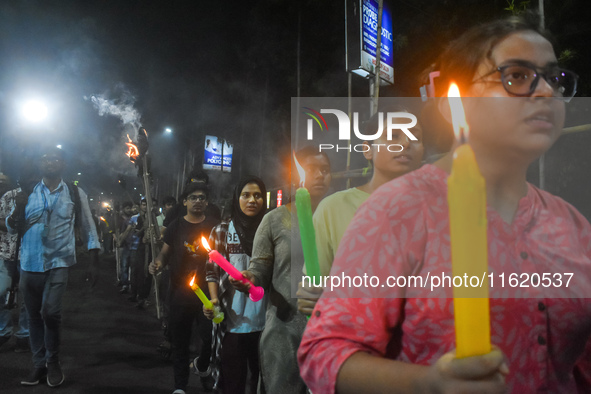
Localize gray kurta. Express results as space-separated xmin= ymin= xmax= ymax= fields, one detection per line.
xmin=249 ymin=205 xmax=308 ymax=394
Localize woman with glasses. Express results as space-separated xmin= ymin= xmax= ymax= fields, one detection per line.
xmin=298 ymin=14 xmax=590 ymax=393
xmin=204 ymin=176 xmax=268 ymax=393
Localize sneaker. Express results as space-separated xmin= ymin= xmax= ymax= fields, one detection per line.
xmin=172 ymin=390 xmax=186 ymax=394
xmin=192 ymin=356 xmax=211 ymax=377
xmin=119 ymin=286 xmax=129 ymax=294
xmin=46 ymin=361 xmax=64 ymax=387
xmin=20 ymin=367 xmax=47 ymax=386
xmin=14 ymin=337 xmax=31 ymax=353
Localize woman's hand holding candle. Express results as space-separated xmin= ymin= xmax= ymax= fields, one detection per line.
xmin=229 ymin=270 xmax=257 ymax=293
xmin=420 ymin=348 xmax=508 ymax=392
xmin=296 ymin=280 xmax=323 ymax=316
xmin=201 ymin=237 xmax=265 ymax=302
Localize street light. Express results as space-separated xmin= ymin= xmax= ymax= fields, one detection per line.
xmin=21 ymin=100 xmax=48 ymax=123
xmin=165 ymin=128 xmax=172 ymax=133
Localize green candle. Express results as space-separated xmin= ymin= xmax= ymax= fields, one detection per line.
xmin=294 ymin=153 xmax=321 ymax=282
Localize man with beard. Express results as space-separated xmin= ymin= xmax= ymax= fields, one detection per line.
xmin=6 ymin=147 xmax=100 ymax=387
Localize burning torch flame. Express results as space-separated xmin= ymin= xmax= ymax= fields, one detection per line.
xmin=189 ymin=274 xmax=196 ymax=287
xmin=447 ymin=83 xmax=470 ymax=143
xmin=125 ymin=134 xmax=139 ymax=160
xmin=292 ymin=151 xmax=305 ymax=188
xmin=100 ymin=216 xmax=106 ymax=222
xmin=102 ymin=202 xmax=111 ymax=208
xmin=201 ymin=236 xmax=212 ymax=252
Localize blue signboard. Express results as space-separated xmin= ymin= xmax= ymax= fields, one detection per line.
xmin=203 ymin=135 xmax=233 ymax=172
xmin=360 ymin=0 xmax=393 ymax=83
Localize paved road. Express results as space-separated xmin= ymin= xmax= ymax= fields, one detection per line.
xmin=0 ymin=253 xmax=207 ymax=394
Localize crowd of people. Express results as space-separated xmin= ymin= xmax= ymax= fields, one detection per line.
xmin=1 ymin=13 xmax=590 ymax=394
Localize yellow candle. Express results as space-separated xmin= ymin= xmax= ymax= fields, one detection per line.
xmin=191 ymin=282 xmax=214 ymax=309
xmin=189 ymin=275 xmax=224 ymax=324
xmin=447 ymin=84 xmax=491 ymax=358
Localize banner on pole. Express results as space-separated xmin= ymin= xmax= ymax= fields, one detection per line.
xmin=203 ymin=135 xmax=233 ymax=172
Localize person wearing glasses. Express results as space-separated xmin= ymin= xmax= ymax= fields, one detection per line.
xmin=163 ymin=170 xmax=222 ymax=229
xmin=149 ymin=183 xmax=219 ymax=394
xmin=5 ymin=147 xmax=100 ymax=387
xmin=298 ymin=14 xmax=590 ymax=393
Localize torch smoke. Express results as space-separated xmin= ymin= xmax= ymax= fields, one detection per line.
xmin=88 ymin=86 xmax=142 ymax=134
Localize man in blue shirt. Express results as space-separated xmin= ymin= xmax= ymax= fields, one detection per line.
xmin=6 ymin=147 xmax=100 ymax=387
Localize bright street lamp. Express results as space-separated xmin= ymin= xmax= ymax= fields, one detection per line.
xmin=165 ymin=128 xmax=172 ymax=133
xmin=22 ymin=100 xmax=48 ymax=123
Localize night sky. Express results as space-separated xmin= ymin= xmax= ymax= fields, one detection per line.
xmin=1 ymin=0 xmax=589 ymax=215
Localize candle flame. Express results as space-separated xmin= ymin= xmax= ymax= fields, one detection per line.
xmin=125 ymin=135 xmax=140 ymax=160
xmin=292 ymin=151 xmax=305 ymax=188
xmin=447 ymin=83 xmax=470 ymax=142
xmin=189 ymin=274 xmax=196 ymax=287
xmin=201 ymin=236 xmax=211 ymax=252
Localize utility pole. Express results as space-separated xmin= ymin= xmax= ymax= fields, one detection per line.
xmin=369 ymin=0 xmax=384 ymax=116
xmin=538 ymin=0 xmax=546 ymax=190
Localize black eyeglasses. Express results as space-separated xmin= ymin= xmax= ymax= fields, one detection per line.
xmin=187 ymin=195 xmax=206 ymax=202
xmin=473 ymin=61 xmax=578 ymax=102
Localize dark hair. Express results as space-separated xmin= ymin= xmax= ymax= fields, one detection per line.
xmin=163 ymin=196 xmax=176 ymax=206
xmin=295 ymin=146 xmax=331 ymax=170
xmin=185 ymin=169 xmax=209 ymax=186
xmin=423 ymin=13 xmax=553 ymax=97
xmin=418 ymin=13 xmax=554 ymax=155
xmin=231 ymin=176 xmax=267 ymax=256
xmin=182 ymin=182 xmax=209 ymax=200
xmin=122 ymin=201 xmax=133 ymax=209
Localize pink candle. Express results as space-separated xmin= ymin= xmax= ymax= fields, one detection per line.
xmin=201 ymin=237 xmax=265 ymax=302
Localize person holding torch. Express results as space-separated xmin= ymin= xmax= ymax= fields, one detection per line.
xmin=298 ymin=14 xmax=591 ymax=393
xmin=148 ymin=182 xmax=219 ymax=394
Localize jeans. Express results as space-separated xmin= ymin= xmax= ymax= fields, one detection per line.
xmin=130 ymin=244 xmax=151 ymax=299
xmin=120 ymin=247 xmax=133 ymax=286
xmin=0 ymin=258 xmax=29 ymax=339
xmin=20 ymin=268 xmax=69 ymax=368
xmin=220 ymin=331 xmax=261 ymax=394
xmin=170 ymin=297 xmax=213 ymax=391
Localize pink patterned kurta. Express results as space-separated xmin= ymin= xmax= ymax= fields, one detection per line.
xmin=298 ymin=164 xmax=591 ymax=393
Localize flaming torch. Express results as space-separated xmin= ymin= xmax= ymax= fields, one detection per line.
xmin=124 ymin=128 xmax=162 ymax=319
xmin=201 ymin=237 xmax=264 ymax=302
xmin=125 ymin=135 xmax=140 ymax=162
xmin=447 ymin=83 xmax=490 ymax=358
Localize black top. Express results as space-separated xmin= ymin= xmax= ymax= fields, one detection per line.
xmin=163 ymin=215 xmax=219 ymax=304
xmin=163 ymin=202 xmax=221 ymax=227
